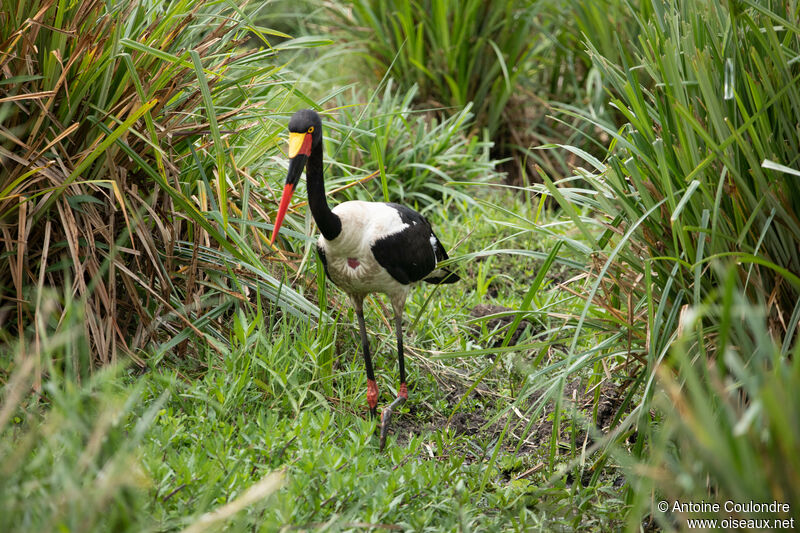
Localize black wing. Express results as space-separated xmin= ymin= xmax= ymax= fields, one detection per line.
xmin=372 ymin=203 xmax=457 ymax=285
xmin=423 ymin=231 xmax=459 ymax=284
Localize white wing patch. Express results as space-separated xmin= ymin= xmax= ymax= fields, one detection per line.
xmin=329 ymin=201 xmax=409 ymax=247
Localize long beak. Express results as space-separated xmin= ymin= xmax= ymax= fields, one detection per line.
xmin=270 ymin=132 xmax=312 ymax=245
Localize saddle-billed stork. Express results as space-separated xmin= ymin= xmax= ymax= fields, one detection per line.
xmin=270 ymin=109 xmax=459 ymax=450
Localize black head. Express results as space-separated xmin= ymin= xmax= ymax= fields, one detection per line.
xmin=288 ymin=109 xmax=323 ymax=148
xmin=270 ymin=109 xmax=324 ymax=245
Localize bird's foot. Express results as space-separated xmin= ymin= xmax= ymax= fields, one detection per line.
xmin=378 ymin=395 xmax=407 ymax=452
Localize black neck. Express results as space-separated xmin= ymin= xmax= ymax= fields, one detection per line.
xmin=306 ymin=143 xmax=341 ymax=241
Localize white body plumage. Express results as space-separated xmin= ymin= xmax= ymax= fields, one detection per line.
xmin=318 ymin=201 xmax=413 ymax=302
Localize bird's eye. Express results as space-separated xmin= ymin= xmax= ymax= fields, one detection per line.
xmin=307 ymin=126 xmax=315 ymax=133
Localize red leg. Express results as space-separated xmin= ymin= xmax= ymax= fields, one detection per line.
xmin=398 ymin=382 xmax=408 ymax=400
xmin=367 ymin=379 xmax=379 ymax=416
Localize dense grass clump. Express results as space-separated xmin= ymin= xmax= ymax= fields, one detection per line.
xmin=548 ymin=0 xmax=800 ymax=321
xmin=326 ymin=82 xmax=501 ymax=205
xmin=326 ymin=0 xmax=541 ymax=168
xmin=531 ymin=0 xmax=800 ymax=524
xmin=0 ymin=0 xmax=318 ymax=364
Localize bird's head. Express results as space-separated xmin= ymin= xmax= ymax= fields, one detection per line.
xmin=270 ymin=109 xmax=323 ymax=244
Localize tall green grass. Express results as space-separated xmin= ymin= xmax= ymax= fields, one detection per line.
xmin=515 ymin=0 xmax=643 ymax=181
xmin=0 ymin=288 xmax=156 ymax=532
xmin=521 ymin=0 xmax=800 ymax=524
xmin=532 ymin=0 xmax=800 ymax=398
xmin=0 ymin=0 xmax=322 ymax=367
xmin=627 ymin=282 xmax=800 ymax=529
xmin=327 ymin=0 xmax=542 ymax=155
xmin=546 ymin=0 xmax=800 ymax=317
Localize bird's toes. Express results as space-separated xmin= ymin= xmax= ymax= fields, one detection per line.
xmin=378 ymin=406 xmax=395 ymax=451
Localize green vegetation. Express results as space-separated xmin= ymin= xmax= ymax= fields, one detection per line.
xmin=0 ymin=0 xmax=323 ymax=361
xmin=2 ymin=0 xmax=799 ymax=531
xmin=328 ymin=0 xmax=539 ymax=142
